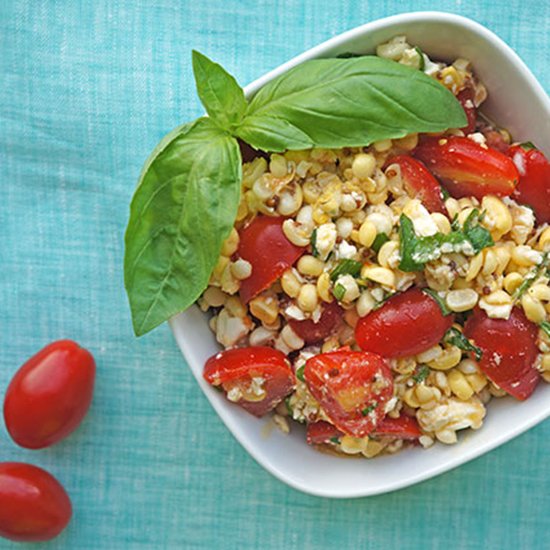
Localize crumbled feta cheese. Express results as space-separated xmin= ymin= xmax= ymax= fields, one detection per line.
xmin=285 ymin=304 xmax=306 ymax=321
xmin=315 ymin=222 xmax=337 ymax=260
xmin=227 ymin=386 xmax=242 ymax=402
xmin=468 ymin=132 xmax=487 ymax=147
xmin=404 ymin=200 xmax=439 ymax=237
xmin=417 ymin=397 xmax=486 ymax=435
xmin=478 ymin=299 xmax=513 ymax=320
xmin=215 ymin=309 xmax=252 ymax=347
xmin=336 ymin=240 xmax=357 ymax=260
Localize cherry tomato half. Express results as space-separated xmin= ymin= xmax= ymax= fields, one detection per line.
xmin=464 ymin=307 xmax=540 ymax=400
xmin=371 ymin=415 xmax=421 ymax=440
xmin=204 ymin=346 xmax=295 ymax=416
xmin=0 ymin=463 xmax=72 ymax=542
xmin=414 ymin=136 xmax=519 ymax=199
xmin=355 ymin=288 xmax=454 ymax=358
xmin=238 ymin=216 xmax=305 ymax=303
xmin=508 ymin=144 xmax=550 ymax=224
xmin=306 ymin=421 xmax=342 ymax=445
xmin=288 ymin=301 xmax=343 ymax=344
xmin=385 ymin=155 xmax=446 ymax=213
xmin=304 ymin=350 xmax=393 ymax=438
xmin=457 ymin=86 xmax=477 ymax=135
xmin=4 ymin=340 xmax=96 ymax=449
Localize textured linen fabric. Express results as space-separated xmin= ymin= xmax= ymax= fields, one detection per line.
xmin=1 ymin=1 xmax=549 ymax=548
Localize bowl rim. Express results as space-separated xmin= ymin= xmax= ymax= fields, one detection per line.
xmin=171 ymin=11 xmax=550 ymax=498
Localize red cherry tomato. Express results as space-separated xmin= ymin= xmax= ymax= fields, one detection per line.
xmin=306 ymin=421 xmax=343 ymax=445
xmin=457 ymin=86 xmax=477 ymax=135
xmin=4 ymin=340 xmax=96 ymax=449
xmin=508 ymin=145 xmax=550 ymax=224
xmin=371 ymin=415 xmax=421 ymax=440
xmin=385 ymin=155 xmax=446 ymax=213
xmin=304 ymin=350 xmax=393 ymax=438
xmin=464 ymin=308 xmax=540 ymax=400
xmin=204 ymin=346 xmax=294 ymax=416
xmin=0 ymin=463 xmax=72 ymax=542
xmin=288 ymin=301 xmax=343 ymax=344
xmin=238 ymin=216 xmax=305 ymax=303
xmin=355 ymin=288 xmax=454 ymax=358
xmin=414 ymin=136 xmax=519 ymax=199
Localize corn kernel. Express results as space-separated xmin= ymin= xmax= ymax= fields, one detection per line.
xmin=282 ymin=219 xmax=310 ymax=247
xmin=445 ymin=289 xmax=478 ymax=312
xmin=538 ymin=227 xmax=550 ymax=252
xmin=352 ymin=153 xmax=376 ymax=180
xmin=481 ymin=196 xmax=513 ymax=240
xmin=448 ymin=370 xmax=474 ymax=400
xmin=512 ymin=245 xmax=542 ymax=267
xmin=394 ymin=133 xmax=418 ymax=151
xmin=249 ymin=294 xmax=279 ymax=325
xmin=521 ymin=294 xmax=546 ymax=324
xmin=356 ymin=291 xmax=376 ymax=317
xmin=202 ymin=287 xmax=227 ymax=308
xmin=431 ymin=212 xmax=452 ymax=235
xmin=466 ymin=252 xmax=483 ymax=281
xmin=373 ymin=139 xmax=392 ymax=152
xmin=280 ymin=324 xmax=305 ymax=351
xmin=281 ymin=269 xmax=301 ymax=298
xmin=269 ymin=154 xmax=288 ymax=178
xmin=297 ymin=255 xmax=325 ymax=277
xmin=428 ymin=346 xmax=462 ymax=371
xmin=358 ymin=220 xmax=377 ymax=248
xmin=504 ymin=272 xmax=523 ymax=294
xmin=361 ymin=265 xmax=395 ymax=288
xmin=298 ymin=284 xmax=319 ymax=312
xmin=316 ymin=272 xmax=332 ymax=303
xmin=377 ymin=240 xmax=399 ymax=268
xmin=230 ymin=258 xmax=252 ymax=280
xmin=224 ymin=296 xmax=247 ymax=318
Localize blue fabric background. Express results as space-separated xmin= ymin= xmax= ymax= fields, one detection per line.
xmin=1 ymin=1 xmax=549 ymax=548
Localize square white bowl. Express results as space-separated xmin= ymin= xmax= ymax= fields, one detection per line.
xmin=170 ymin=11 xmax=550 ymax=498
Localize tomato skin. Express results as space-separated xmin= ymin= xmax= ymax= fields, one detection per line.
xmin=371 ymin=415 xmax=421 ymax=440
xmin=0 ymin=463 xmax=72 ymax=542
xmin=238 ymin=216 xmax=305 ymax=303
xmin=386 ymin=155 xmax=446 ymax=213
xmin=306 ymin=421 xmax=343 ymax=445
xmin=414 ymin=136 xmax=519 ymax=199
xmin=457 ymin=87 xmax=477 ymax=135
xmin=464 ymin=308 xmax=540 ymax=400
xmin=4 ymin=340 xmax=95 ymax=450
xmin=508 ymin=145 xmax=550 ymax=224
xmin=288 ymin=301 xmax=343 ymax=344
xmin=204 ymin=346 xmax=294 ymax=416
xmin=355 ymin=288 xmax=454 ymax=358
xmin=304 ymin=350 xmax=393 ymax=438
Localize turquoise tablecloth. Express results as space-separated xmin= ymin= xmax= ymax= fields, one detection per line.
xmin=1 ymin=1 xmax=549 ymax=548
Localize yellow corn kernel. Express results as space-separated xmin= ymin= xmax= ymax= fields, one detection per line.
xmin=242 ymin=157 xmax=267 ymax=189
xmin=269 ymin=154 xmax=288 ymax=178
xmin=358 ymin=220 xmax=377 ymax=248
xmin=457 ymin=206 xmax=476 ymax=227
xmin=377 ymin=240 xmax=399 ymax=268
xmin=321 ymin=336 xmax=340 ymax=353
xmin=394 ymin=133 xmax=418 ymax=151
xmin=512 ymin=245 xmax=542 ymax=267
xmin=316 ymin=272 xmax=332 ymax=303
xmin=236 ymin=195 xmax=248 ymax=221
xmin=340 ymin=435 xmax=367 ymax=454
xmin=466 ymin=252 xmax=483 ymax=281
xmin=221 ymin=228 xmax=240 ymax=256
xmin=210 ymin=255 xmax=230 ymax=286
xmin=448 ymin=370 xmax=474 ymax=400
xmin=224 ymin=296 xmax=247 ymax=318
xmin=541 ymin=353 xmax=550 ymax=372
xmin=230 ymin=259 xmax=252 ymax=280
xmin=482 ymin=196 xmax=513 ymax=240
xmin=428 ymin=346 xmax=462 ymax=371
xmin=281 ymin=269 xmax=301 ymax=298
xmin=312 ymin=207 xmax=330 ymax=225
xmin=528 ymin=283 xmax=550 ymax=303
xmin=373 ymin=139 xmax=392 ymax=152
xmin=297 ymin=284 xmax=318 ymax=312
xmin=416 ymin=345 xmax=443 ymax=364
xmin=297 ymin=255 xmax=325 ymax=277
xmin=521 ymin=294 xmax=546 ymax=324
xmin=465 ymin=373 xmax=488 ymax=393
xmin=439 ymin=66 xmax=463 ymax=92
xmin=444 ymin=197 xmax=460 ymax=219
xmin=363 ymin=439 xmax=386 ymax=458
xmin=415 ymin=384 xmax=441 ymax=404
xmin=445 ymin=289 xmax=478 ymax=312
xmin=361 ymin=265 xmax=395 ymax=288
xmin=352 ymin=153 xmax=376 ymax=180
xmin=249 ymin=295 xmax=279 ymax=325
xmin=493 ymin=245 xmax=512 ymax=275
xmin=403 ymin=388 xmax=420 ymax=408
xmin=504 ymin=272 xmax=523 ymax=294
xmin=538 ymin=227 xmax=550 ymax=252
xmin=431 ymin=212 xmax=452 ymax=235
xmin=282 ymin=219 xmax=310 ymax=247
xmin=202 ymin=287 xmax=227 ymax=308
xmin=356 ymin=291 xmax=376 ymax=317
xmin=220 ymin=264 xmax=240 ymax=295
xmin=280 ymin=324 xmax=305 ymax=351
xmin=482 ymin=249 xmax=498 ymax=276
xmin=367 ymin=189 xmax=388 ymax=205
xmin=277 ymin=183 xmax=303 ymax=216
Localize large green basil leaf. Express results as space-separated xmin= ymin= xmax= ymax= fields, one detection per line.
xmin=124 ymin=117 xmax=241 ymax=336
xmin=192 ymin=50 xmax=247 ymax=131
xmin=236 ymin=56 xmax=467 ymax=152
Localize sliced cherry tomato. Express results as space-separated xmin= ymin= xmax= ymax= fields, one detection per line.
xmin=508 ymin=144 xmax=550 ymax=224
xmin=464 ymin=307 xmax=540 ymax=400
xmin=4 ymin=340 xmax=96 ymax=450
xmin=204 ymin=346 xmax=294 ymax=416
xmin=304 ymin=350 xmax=393 ymax=438
xmin=414 ymin=136 xmax=519 ymax=199
xmin=0 ymin=463 xmax=72 ymax=542
xmin=355 ymin=288 xmax=454 ymax=358
xmin=238 ymin=216 xmax=305 ymax=303
xmin=385 ymin=155 xmax=446 ymax=213
xmin=457 ymin=86 xmax=477 ymax=135
xmin=371 ymin=415 xmax=421 ymax=440
xmin=306 ymin=421 xmax=343 ymax=445
xmin=288 ymin=301 xmax=343 ymax=344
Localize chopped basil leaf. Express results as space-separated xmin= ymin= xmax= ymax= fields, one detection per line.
xmin=463 ymin=209 xmax=493 ymax=253
xmin=540 ymin=321 xmax=550 ymax=338
xmin=451 ymin=214 xmax=461 ymax=231
xmin=398 ymin=214 xmax=425 ymax=272
xmin=310 ymin=228 xmax=319 ymax=257
xmin=514 ymin=252 xmax=549 ymax=299
xmin=422 ymin=288 xmax=451 ymax=316
xmin=361 ymin=403 xmax=377 ymax=416
xmin=371 ymin=232 xmax=390 ymax=253
xmin=329 ymin=436 xmax=341 ymax=444
xmin=295 ymin=365 xmax=305 ymax=382
xmin=330 ymin=259 xmax=362 ymax=281
xmin=333 ymin=282 xmax=346 ymax=301
xmin=520 ymin=141 xmax=537 ymax=151
xmin=440 ymin=185 xmax=450 ymax=200
xmin=412 ymin=365 xmax=430 ymax=383
xmin=444 ymin=327 xmax=483 ymax=361
xmin=415 ymin=47 xmax=425 ymax=71
xmin=285 ymin=397 xmax=293 ymax=416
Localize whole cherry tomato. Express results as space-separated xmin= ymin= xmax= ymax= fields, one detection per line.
xmin=0 ymin=463 xmax=72 ymax=542
xmin=355 ymin=288 xmax=454 ymax=358
xmin=4 ymin=340 xmax=96 ymax=449
xmin=304 ymin=350 xmax=393 ymax=438
xmin=385 ymin=155 xmax=446 ymax=213
xmin=508 ymin=144 xmax=550 ymax=224
xmin=288 ymin=301 xmax=343 ymax=344
xmin=464 ymin=307 xmax=540 ymax=400
xmin=237 ymin=216 xmax=305 ymax=303
xmin=204 ymin=346 xmax=295 ymax=416
xmin=457 ymin=86 xmax=477 ymax=135
xmin=414 ymin=136 xmax=519 ymax=199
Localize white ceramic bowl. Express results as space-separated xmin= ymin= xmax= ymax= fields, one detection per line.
xmin=170 ymin=11 xmax=550 ymax=498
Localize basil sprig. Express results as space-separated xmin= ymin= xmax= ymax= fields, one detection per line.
xmin=125 ymin=51 xmax=467 ymax=335
xmin=444 ymin=327 xmax=482 ymax=360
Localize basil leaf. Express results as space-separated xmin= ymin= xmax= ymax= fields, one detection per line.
xmin=124 ymin=118 xmax=241 ymax=336
xmin=237 ymin=56 xmax=467 ymax=152
xmin=463 ymin=209 xmax=494 ymax=253
xmin=192 ymin=51 xmax=247 ymax=131
xmin=540 ymin=321 xmax=550 ymax=338
xmin=514 ymin=252 xmax=549 ymax=299
xmin=412 ymin=365 xmax=430 ymax=383
xmin=444 ymin=327 xmax=482 ymax=360
xmin=295 ymin=365 xmax=305 ymax=382
xmin=422 ymin=288 xmax=451 ymax=316
xmin=371 ymin=232 xmax=390 ymax=253
xmin=520 ymin=141 xmax=537 ymax=151
xmin=310 ymin=228 xmax=319 ymax=258
xmin=398 ymin=214 xmax=425 ymax=272
xmin=361 ymin=403 xmax=377 ymax=416
xmin=415 ymin=47 xmax=425 ymax=71
xmin=330 ymin=259 xmax=362 ymax=281
xmin=333 ymin=283 xmax=346 ymax=301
